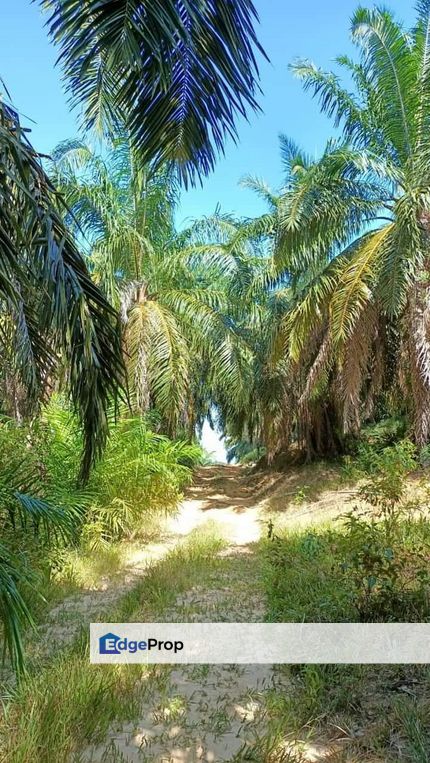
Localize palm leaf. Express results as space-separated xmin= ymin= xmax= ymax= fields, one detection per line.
xmin=41 ymin=0 xmax=266 ymax=184
xmin=0 ymin=98 xmax=126 ymax=481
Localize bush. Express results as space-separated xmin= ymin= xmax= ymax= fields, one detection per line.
xmin=344 ymin=416 xmax=407 ymax=460
xmin=85 ymin=419 xmax=203 ymax=546
xmin=38 ymin=399 xmax=203 ymax=548
xmin=0 ymin=399 xmax=203 ymax=671
xmin=342 ymin=431 xmax=414 ymax=481
xmin=339 ymin=441 xmax=430 ymax=621
xmin=264 ymin=441 xmax=430 ymax=624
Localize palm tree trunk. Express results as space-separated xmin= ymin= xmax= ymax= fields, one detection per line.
xmin=408 ymin=285 xmax=430 ymax=446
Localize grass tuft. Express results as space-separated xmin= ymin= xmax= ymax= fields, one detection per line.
xmin=0 ymin=524 xmax=225 ymax=761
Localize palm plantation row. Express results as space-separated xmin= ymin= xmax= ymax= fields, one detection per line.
xmin=0 ymin=0 xmax=265 ymax=672
xmin=46 ymin=3 xmax=430 ymax=464
xmin=58 ymin=3 xmax=430 ymax=467
xmin=2 ymin=1 xmax=430 ymax=672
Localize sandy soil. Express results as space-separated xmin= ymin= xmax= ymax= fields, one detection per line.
xmin=78 ymin=466 xmax=340 ymax=762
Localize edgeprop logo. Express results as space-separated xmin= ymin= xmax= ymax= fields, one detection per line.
xmin=99 ymin=632 xmax=184 ymax=655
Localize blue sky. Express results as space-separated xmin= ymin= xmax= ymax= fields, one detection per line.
xmin=1 ymin=0 xmax=412 ymax=226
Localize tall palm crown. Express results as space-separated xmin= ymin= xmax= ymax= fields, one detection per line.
xmin=51 ymin=141 xmax=254 ymax=436
xmin=268 ymin=4 xmax=430 ymax=453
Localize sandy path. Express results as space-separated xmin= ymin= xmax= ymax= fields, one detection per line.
xmin=80 ymin=465 xmax=290 ymax=762
xmin=166 ymin=465 xmax=264 ymax=544
xmin=38 ymin=467 xmax=264 ymax=654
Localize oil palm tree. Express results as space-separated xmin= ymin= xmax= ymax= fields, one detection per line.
xmin=265 ymin=4 xmax=430 ymax=454
xmin=0 ymin=95 xmax=129 ymax=672
xmin=50 ymin=139 xmax=253 ymax=437
xmin=181 ymin=194 xmax=291 ymax=463
xmin=0 ymin=97 xmax=125 ymax=481
xmin=40 ymin=0 xmax=265 ymax=184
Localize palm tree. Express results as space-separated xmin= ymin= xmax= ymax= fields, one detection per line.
xmin=50 ymin=139 xmax=253 ymax=437
xmin=0 ymin=97 xmax=128 ymax=671
xmin=0 ymin=97 xmax=125 ymax=481
xmin=180 ymin=191 xmax=290 ymax=463
xmin=258 ymin=5 xmax=430 ymax=456
xmin=40 ymin=0 xmax=266 ymax=184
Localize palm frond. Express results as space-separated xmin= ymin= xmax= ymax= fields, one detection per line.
xmin=329 ymin=226 xmax=393 ymax=342
xmin=0 ymin=98 xmax=126 ymax=482
xmin=351 ymin=6 xmax=416 ymax=161
xmin=41 ymin=0 xmax=266 ymax=184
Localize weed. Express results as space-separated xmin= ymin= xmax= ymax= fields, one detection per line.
xmin=395 ymin=699 xmax=430 ymax=763
xmin=339 ymin=442 xmax=430 ymax=621
xmin=0 ymin=527 xmax=225 ymax=761
xmin=293 ymin=486 xmax=310 ymax=506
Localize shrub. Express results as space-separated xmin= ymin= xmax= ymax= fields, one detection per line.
xmin=0 ymin=399 xmax=203 ymax=671
xmin=264 ymin=441 xmax=430 ymax=624
xmin=84 ymin=419 xmax=203 ymax=546
xmin=39 ymin=399 xmax=203 ymax=547
xmin=339 ymin=442 xmax=430 ymax=621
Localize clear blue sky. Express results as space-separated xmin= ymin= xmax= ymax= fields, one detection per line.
xmin=1 ymin=0 xmax=413 ymax=225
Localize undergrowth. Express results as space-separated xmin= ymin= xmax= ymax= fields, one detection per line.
xmin=261 ymin=440 xmax=430 ymax=761
xmin=0 ymin=397 xmax=203 ymax=671
xmin=0 ymin=527 xmax=225 ymax=762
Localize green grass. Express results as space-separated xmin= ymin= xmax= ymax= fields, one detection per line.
xmin=258 ymin=516 xmax=430 ymax=761
xmin=54 ymin=542 xmax=127 ymax=590
xmin=394 ymin=699 xmax=430 ymax=763
xmin=263 ymin=514 xmax=430 ymax=624
xmin=0 ymin=526 xmax=225 ymax=762
xmin=262 ymin=525 xmax=356 ymax=623
xmin=4 ymin=451 xmax=430 ymax=763
xmin=117 ymin=523 xmax=226 ymax=621
xmin=2 ymin=655 xmax=148 ymax=763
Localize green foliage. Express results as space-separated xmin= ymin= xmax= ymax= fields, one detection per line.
xmin=261 ymin=443 xmax=430 ymax=760
xmin=84 ymin=420 xmax=203 ymax=548
xmin=419 ymin=443 xmax=430 ymax=468
xmin=263 ymin=527 xmax=354 ymax=623
xmin=226 ymin=439 xmax=266 ymax=464
xmin=359 ymin=417 xmax=408 ymax=449
xmin=264 ymin=443 xmax=430 ymax=624
xmin=240 ymin=447 xmax=265 ymax=465
xmin=342 ymin=430 xmax=413 ymax=480
xmin=0 ymin=99 xmax=125 ymax=483
xmin=0 ymin=416 xmax=81 ymax=673
xmin=38 ymin=399 xmax=203 ymax=549
xmin=0 ymin=399 xmax=203 ymax=672
xmin=50 ymin=141 xmax=254 ymax=437
xmin=41 ymin=0 xmax=265 ymax=184
xmin=339 ymin=442 xmax=430 ymax=621
xmin=293 ymin=485 xmax=310 ymax=505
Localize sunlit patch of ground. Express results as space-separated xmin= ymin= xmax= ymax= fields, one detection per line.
xmin=4 ymin=464 xmax=429 ymax=761
xmin=81 ymin=541 xmax=287 ymax=763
